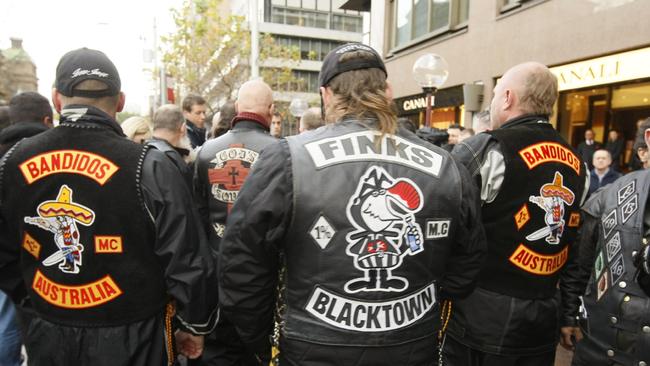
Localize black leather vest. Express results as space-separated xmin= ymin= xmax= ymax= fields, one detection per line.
xmin=282 ymin=120 xmax=462 ymax=346
xmin=480 ymin=121 xmax=586 ymax=299
xmin=195 ymin=121 xmax=277 ymax=244
xmin=0 ymin=122 xmax=167 ymax=327
xmin=580 ymin=170 xmax=650 ymax=366
xmin=145 ymin=138 xmax=192 ymax=190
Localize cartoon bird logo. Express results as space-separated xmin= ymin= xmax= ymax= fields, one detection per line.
xmin=345 ymin=166 xmax=424 ymax=293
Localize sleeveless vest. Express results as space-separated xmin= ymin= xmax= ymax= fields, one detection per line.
xmin=0 ymin=122 xmax=167 ymax=327
xmin=580 ymin=169 xmax=650 ymax=365
xmin=282 ymin=120 xmax=462 ymax=346
xmin=195 ymin=121 xmax=277 ymax=244
xmin=480 ymin=121 xmax=586 ymax=299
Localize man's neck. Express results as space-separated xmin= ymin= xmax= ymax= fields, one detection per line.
xmin=153 ymin=129 xmax=181 ymax=148
xmin=186 ymin=119 xmax=204 ymax=129
xmin=595 ymin=167 xmax=609 ymax=177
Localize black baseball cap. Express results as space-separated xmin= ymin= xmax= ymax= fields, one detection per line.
xmin=319 ymin=43 xmax=387 ymax=87
xmin=55 ymin=48 xmax=121 ymax=98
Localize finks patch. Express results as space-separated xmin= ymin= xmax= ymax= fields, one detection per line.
xmin=305 ymin=131 xmax=443 ymax=177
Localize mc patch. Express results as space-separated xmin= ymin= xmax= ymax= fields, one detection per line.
xmin=425 ymin=219 xmax=450 ymax=239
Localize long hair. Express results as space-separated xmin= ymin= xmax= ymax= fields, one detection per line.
xmin=324 ymin=51 xmax=397 ymax=137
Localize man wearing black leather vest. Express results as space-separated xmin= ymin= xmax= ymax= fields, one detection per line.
xmin=218 ymin=43 xmax=486 ymax=366
xmin=446 ymin=62 xmax=588 ymax=366
xmin=146 ymin=104 xmax=193 ymax=189
xmin=570 ymin=122 xmax=650 ymax=366
xmin=0 ymin=48 xmax=219 ymax=365
xmin=194 ymin=79 xmax=277 ymax=365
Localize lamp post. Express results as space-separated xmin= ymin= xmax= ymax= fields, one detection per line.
xmin=412 ymin=53 xmax=449 ymax=127
xmin=289 ymin=98 xmax=308 ymax=135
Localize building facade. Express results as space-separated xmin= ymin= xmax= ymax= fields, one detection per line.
xmin=231 ymin=0 xmax=364 ymax=134
xmin=349 ymin=0 xmax=650 ymax=163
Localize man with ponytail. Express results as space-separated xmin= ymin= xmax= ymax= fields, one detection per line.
xmin=218 ymin=43 xmax=485 ymax=366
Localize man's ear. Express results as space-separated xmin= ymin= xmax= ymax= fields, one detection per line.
xmin=320 ymin=86 xmax=333 ymax=107
xmin=385 ymin=81 xmax=394 ymax=101
xmin=116 ymin=92 xmax=126 ymax=113
xmin=43 ymin=116 xmax=53 ymax=128
xmin=52 ymin=88 xmax=62 ymax=113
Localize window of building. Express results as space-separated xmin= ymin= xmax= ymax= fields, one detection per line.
xmin=500 ymin=0 xmax=539 ymax=13
xmin=267 ymin=0 xmax=362 ymax=32
xmin=272 ymin=36 xmax=346 ymax=61
xmin=392 ymin=0 xmax=469 ymax=49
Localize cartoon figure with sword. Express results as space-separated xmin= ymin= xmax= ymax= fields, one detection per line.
xmin=527 ymin=172 xmax=575 ymax=245
xmin=24 ymin=185 xmax=95 ymax=274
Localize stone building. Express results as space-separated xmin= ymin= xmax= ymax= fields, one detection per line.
xmin=0 ymin=38 xmax=38 ymax=105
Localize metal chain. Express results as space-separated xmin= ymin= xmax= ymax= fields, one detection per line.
xmin=270 ymin=255 xmax=287 ymax=366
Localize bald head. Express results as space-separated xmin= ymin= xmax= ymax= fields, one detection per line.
xmin=236 ymin=79 xmax=274 ymax=122
xmin=490 ymin=62 xmax=558 ymax=129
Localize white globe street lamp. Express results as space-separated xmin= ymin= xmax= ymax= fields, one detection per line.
xmin=289 ymin=98 xmax=308 ymax=135
xmin=412 ymin=53 xmax=449 ymax=127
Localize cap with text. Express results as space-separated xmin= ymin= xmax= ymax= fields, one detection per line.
xmin=55 ymin=48 xmax=121 ymax=98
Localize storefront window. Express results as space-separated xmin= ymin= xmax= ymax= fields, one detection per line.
xmin=558 ymin=80 xmax=650 ymax=169
xmin=558 ymin=87 xmax=609 ymax=148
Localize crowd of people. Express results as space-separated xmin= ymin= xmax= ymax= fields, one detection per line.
xmin=0 ymin=42 xmax=650 ymax=366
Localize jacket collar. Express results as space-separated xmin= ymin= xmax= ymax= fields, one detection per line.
xmin=59 ymin=104 xmax=125 ymax=137
xmin=500 ymin=114 xmax=550 ymax=130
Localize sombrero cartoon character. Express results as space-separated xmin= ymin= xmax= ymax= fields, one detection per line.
xmin=345 ymin=167 xmax=424 ymax=293
xmin=527 ymin=172 xmax=575 ymax=245
xmin=24 ymin=185 xmax=95 ymax=274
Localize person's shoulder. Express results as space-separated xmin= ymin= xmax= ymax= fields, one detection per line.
xmin=454 ymin=132 xmax=495 ymax=155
